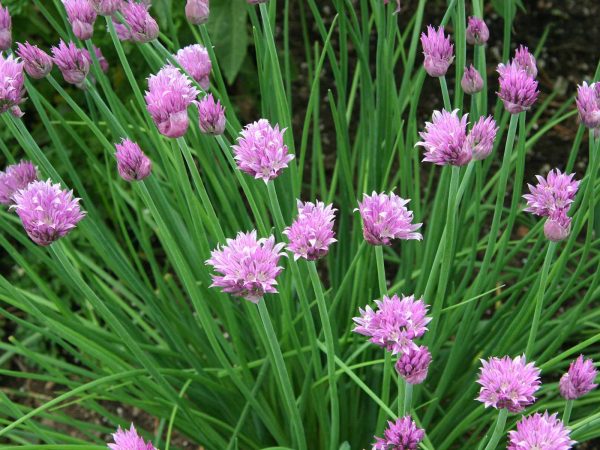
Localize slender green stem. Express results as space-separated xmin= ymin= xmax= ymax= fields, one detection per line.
xmin=563 ymin=399 xmax=574 ymax=425
xmin=375 ymin=245 xmax=388 ymax=297
xmin=402 ymin=382 xmax=413 ymax=416
xmin=374 ymin=244 xmax=391 ymax=432
xmin=439 ymin=76 xmax=452 ymax=110
xmin=267 ymin=182 xmax=287 ymax=232
xmin=525 ymin=241 xmax=557 ymax=358
xmin=483 ymin=408 xmax=508 ymax=450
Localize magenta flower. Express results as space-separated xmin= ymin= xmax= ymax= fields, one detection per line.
xmin=11 ymin=180 xmax=85 ymax=246
xmin=283 ymin=200 xmax=337 ymax=261
xmin=63 ymin=0 xmax=97 ymax=40
xmin=51 ymin=40 xmax=91 ymax=87
xmin=497 ymin=62 xmax=539 ymax=114
xmin=420 ymin=25 xmax=454 ymax=78
xmin=16 ymin=42 xmax=53 ymax=79
xmin=110 ymin=17 xmax=132 ymax=41
xmin=233 ymin=119 xmax=294 ymax=182
xmin=353 ymin=294 xmax=431 ymax=355
xmin=461 ymin=65 xmax=483 ymax=94
xmin=373 ymin=416 xmax=425 ymax=450
xmin=145 ymin=65 xmax=199 ymax=138
xmin=575 ymin=81 xmax=600 ymax=129
xmin=0 ymin=161 xmax=38 ymax=205
xmin=197 ymin=94 xmax=226 ymax=135
xmin=465 ymin=115 xmax=498 ymax=161
xmin=466 ymin=16 xmax=489 ymax=46
xmin=416 ymin=109 xmax=471 ymax=166
xmin=559 ymin=355 xmax=598 ymax=400
xmin=395 ymin=345 xmax=432 ymax=385
xmin=507 ymin=412 xmax=575 ymax=450
xmin=206 ymin=230 xmax=286 ymax=303
xmin=174 ymin=44 xmax=212 ymax=90
xmin=476 ymin=355 xmax=541 ymax=412
xmin=523 ymin=169 xmax=579 ymax=218
xmin=0 ymin=53 xmax=25 ymax=117
xmin=543 ymin=210 xmax=571 ymax=242
xmin=513 ymin=45 xmax=538 ymax=78
xmin=89 ymin=0 xmax=122 ymax=15
xmin=186 ymin=0 xmax=209 ymax=24
xmin=383 ymin=0 xmax=401 ymax=14
xmin=115 ymin=139 xmax=152 ymax=182
xmin=108 ymin=424 xmax=156 ymax=450
xmin=355 ymin=192 xmax=422 ymax=246
xmin=121 ymin=1 xmax=159 ymax=43
xmin=0 ymin=4 xmax=11 ymax=51
xmin=93 ymin=46 xmax=109 ymax=73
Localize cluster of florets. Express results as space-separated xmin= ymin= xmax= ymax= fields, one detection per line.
xmin=497 ymin=46 xmax=539 ymax=114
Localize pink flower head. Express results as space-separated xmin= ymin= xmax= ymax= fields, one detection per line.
xmin=372 ymin=416 xmax=425 ymax=450
xmin=355 ymin=192 xmax=422 ymax=246
xmin=233 ymin=119 xmax=294 ymax=182
xmin=186 ymin=0 xmax=209 ymax=24
xmin=93 ymin=45 xmax=109 ymax=73
xmin=110 ymin=17 xmax=132 ymax=41
xmin=11 ymin=179 xmax=85 ymax=246
xmin=197 ymin=94 xmax=226 ymax=135
xmin=507 ymin=412 xmax=575 ymax=450
xmin=465 ymin=115 xmax=498 ymax=161
xmin=51 ymin=40 xmax=91 ymax=87
xmin=174 ymin=44 xmax=211 ymax=90
xmin=523 ymin=169 xmax=579 ymax=217
xmin=108 ymin=424 xmax=156 ymax=450
xmin=144 ymin=65 xmax=199 ymax=138
xmin=559 ymin=355 xmax=598 ymax=400
xmin=0 ymin=53 xmax=25 ymax=117
xmin=395 ymin=345 xmax=432 ymax=385
xmin=420 ymin=25 xmax=454 ymax=77
xmin=513 ymin=45 xmax=538 ymax=78
xmin=63 ymin=0 xmax=97 ymax=40
xmin=89 ymin=0 xmax=122 ymax=15
xmin=206 ymin=230 xmax=286 ymax=303
xmin=575 ymin=81 xmax=600 ymax=129
xmin=115 ymin=139 xmax=152 ymax=181
xmin=16 ymin=42 xmax=53 ymax=79
xmin=544 ymin=210 xmax=571 ymax=242
xmin=283 ymin=200 xmax=337 ymax=261
xmin=383 ymin=0 xmax=401 ymax=14
xmin=416 ymin=109 xmax=471 ymax=166
xmin=0 ymin=160 xmax=38 ymax=205
xmin=353 ymin=294 xmax=431 ymax=355
xmin=497 ymin=62 xmax=539 ymax=114
xmin=466 ymin=16 xmax=489 ymax=46
xmin=461 ymin=64 xmax=483 ymax=94
xmin=121 ymin=1 xmax=159 ymax=43
xmin=476 ymin=355 xmax=541 ymax=412
xmin=0 ymin=4 xmax=12 ymax=50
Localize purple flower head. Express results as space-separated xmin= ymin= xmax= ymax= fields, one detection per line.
xmin=513 ymin=45 xmax=538 ymax=78
xmin=51 ymin=40 xmax=91 ymax=87
xmin=395 ymin=345 xmax=432 ymax=385
xmin=476 ymin=355 xmax=541 ymax=412
xmin=197 ymin=94 xmax=226 ymax=135
xmin=93 ymin=45 xmax=109 ymax=73
xmin=144 ymin=65 xmax=199 ymax=138
xmin=466 ymin=16 xmax=489 ymax=45
xmin=108 ymin=424 xmax=156 ymax=450
xmin=559 ymin=355 xmax=598 ymax=400
xmin=17 ymin=42 xmax=53 ymax=79
xmin=465 ymin=115 xmax=498 ymax=161
xmin=186 ymin=0 xmax=209 ymax=24
xmin=122 ymin=1 xmax=159 ymax=43
xmin=0 ymin=161 xmax=39 ymax=205
xmin=89 ymin=0 xmax=122 ymax=15
xmin=353 ymin=294 xmax=431 ymax=355
xmin=206 ymin=230 xmax=286 ymax=303
xmin=233 ymin=119 xmax=294 ymax=182
xmin=111 ymin=17 xmax=132 ymax=41
xmin=63 ymin=0 xmax=97 ymax=40
xmin=0 ymin=4 xmax=12 ymax=50
xmin=115 ymin=139 xmax=152 ymax=182
xmin=507 ymin=412 xmax=575 ymax=450
xmin=174 ymin=44 xmax=211 ymax=90
xmin=575 ymin=81 xmax=600 ymax=129
xmin=355 ymin=192 xmax=422 ymax=246
xmin=497 ymin=62 xmax=539 ymax=114
xmin=420 ymin=25 xmax=454 ymax=77
xmin=523 ymin=169 xmax=579 ymax=217
xmin=283 ymin=200 xmax=337 ymax=261
xmin=372 ymin=416 xmax=425 ymax=450
xmin=0 ymin=53 xmax=25 ymax=117
xmin=11 ymin=179 xmax=85 ymax=246
xmin=461 ymin=64 xmax=483 ymax=94
xmin=416 ymin=109 xmax=471 ymax=166
xmin=383 ymin=0 xmax=401 ymax=14
xmin=544 ymin=210 xmax=571 ymax=242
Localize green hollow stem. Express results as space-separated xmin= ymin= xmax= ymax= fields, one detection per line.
xmin=257 ymin=300 xmax=307 ymax=450
xmin=483 ymin=408 xmax=508 ymax=450
xmin=440 ymin=76 xmax=452 ymax=110
xmin=374 ymin=245 xmax=391 ymax=432
xmin=563 ymin=399 xmax=574 ymax=425
xmin=402 ymin=381 xmax=413 ymax=416
xmin=375 ymin=246 xmax=388 ymax=297
xmin=525 ymin=241 xmax=557 ymax=358
xmin=307 ymin=261 xmax=339 ymax=450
